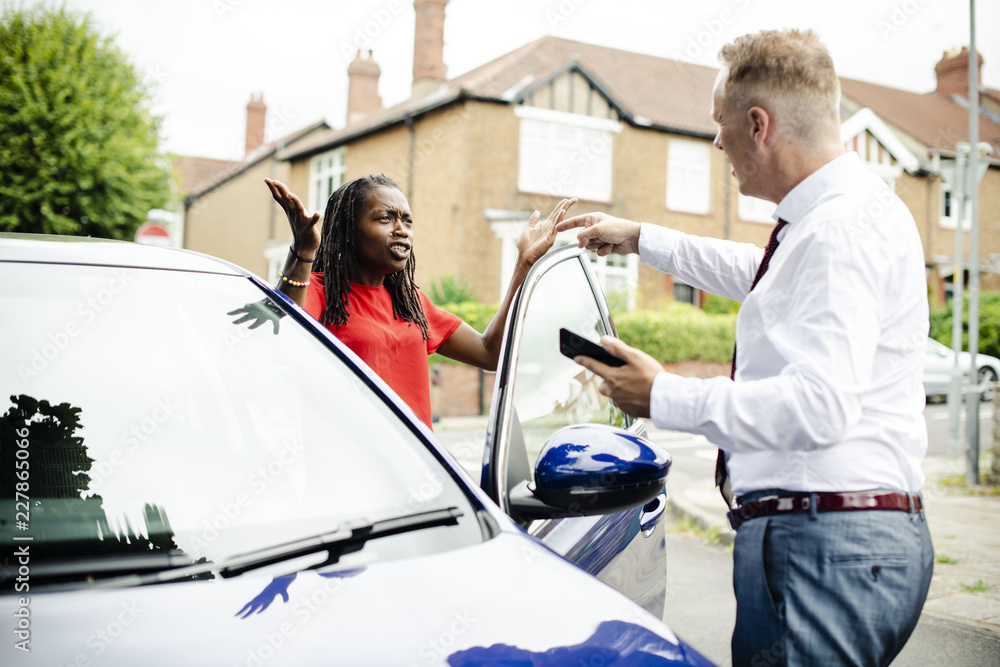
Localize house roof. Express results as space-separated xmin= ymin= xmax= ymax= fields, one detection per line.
xmin=281 ymin=36 xmax=721 ymax=161
xmin=282 ymin=35 xmax=999 ymax=169
xmin=184 ymin=120 xmax=330 ymax=204
xmin=839 ymin=77 xmax=1000 ymax=157
xmin=171 ymin=155 xmax=240 ymax=197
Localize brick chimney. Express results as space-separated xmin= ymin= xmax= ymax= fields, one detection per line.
xmin=411 ymin=0 xmax=448 ymax=101
xmin=245 ymin=94 xmax=267 ymax=156
xmin=347 ymin=50 xmax=383 ymax=124
xmin=934 ymin=46 xmax=983 ymax=97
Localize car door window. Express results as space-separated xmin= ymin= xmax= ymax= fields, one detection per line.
xmin=507 ymin=256 xmax=627 ymax=479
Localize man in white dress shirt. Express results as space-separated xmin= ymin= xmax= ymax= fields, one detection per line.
xmin=557 ymin=29 xmax=933 ymax=667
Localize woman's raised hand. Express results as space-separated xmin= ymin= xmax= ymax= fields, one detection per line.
xmin=516 ymin=197 xmax=578 ymax=267
xmin=265 ymin=178 xmax=321 ymax=254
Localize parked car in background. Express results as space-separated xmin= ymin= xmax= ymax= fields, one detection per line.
xmin=0 ymin=234 xmax=712 ymax=666
xmin=924 ymin=337 xmax=999 ymax=402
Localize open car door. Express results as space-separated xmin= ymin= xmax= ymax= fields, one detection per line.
xmin=482 ymin=244 xmax=669 ymax=616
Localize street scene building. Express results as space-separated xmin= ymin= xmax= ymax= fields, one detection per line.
xmin=179 ymin=1 xmax=1000 ymax=314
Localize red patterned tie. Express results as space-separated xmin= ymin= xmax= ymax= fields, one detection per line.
xmin=715 ymin=218 xmax=789 ymax=509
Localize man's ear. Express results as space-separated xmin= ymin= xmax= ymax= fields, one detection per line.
xmin=747 ymin=106 xmax=771 ymax=148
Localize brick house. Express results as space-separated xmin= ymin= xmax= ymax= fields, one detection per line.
xmin=267 ymin=5 xmax=999 ymax=310
xmin=177 ymin=3 xmax=999 ymax=417
xmin=180 ymin=96 xmax=329 ymax=277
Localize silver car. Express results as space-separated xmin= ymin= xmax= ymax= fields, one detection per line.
xmin=924 ymin=337 xmax=1000 ymax=402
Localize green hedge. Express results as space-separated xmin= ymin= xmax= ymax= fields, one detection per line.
xmin=429 ymin=301 xmax=499 ymax=365
xmin=428 ymin=300 xmax=738 ymax=365
xmin=613 ymin=303 xmax=736 ymax=364
xmin=930 ymin=292 xmax=1000 ymax=359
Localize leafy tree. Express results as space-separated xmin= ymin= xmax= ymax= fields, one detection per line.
xmin=0 ymin=5 xmax=171 ymax=238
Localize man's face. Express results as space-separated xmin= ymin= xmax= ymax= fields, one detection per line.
xmin=352 ymin=185 xmax=413 ymax=286
xmin=711 ymin=70 xmax=765 ymax=200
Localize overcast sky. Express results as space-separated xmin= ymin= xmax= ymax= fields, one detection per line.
xmin=53 ymin=0 xmax=1000 ymax=160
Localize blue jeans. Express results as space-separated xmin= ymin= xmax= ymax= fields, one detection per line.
xmin=731 ymin=495 xmax=933 ymax=667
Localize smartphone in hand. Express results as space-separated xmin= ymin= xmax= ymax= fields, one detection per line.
xmin=559 ymin=328 xmax=625 ymax=367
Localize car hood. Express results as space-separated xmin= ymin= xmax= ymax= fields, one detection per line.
xmin=3 ymin=532 xmax=712 ymax=666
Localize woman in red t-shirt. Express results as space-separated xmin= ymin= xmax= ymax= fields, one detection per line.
xmin=264 ymin=174 xmax=576 ymax=428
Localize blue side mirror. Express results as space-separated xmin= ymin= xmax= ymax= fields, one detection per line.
xmin=509 ymin=425 xmax=671 ymax=520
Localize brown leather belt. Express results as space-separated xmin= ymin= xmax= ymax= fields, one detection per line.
xmin=727 ymin=491 xmax=923 ymax=530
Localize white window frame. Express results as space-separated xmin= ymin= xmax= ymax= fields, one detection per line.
xmin=665 ymin=138 xmax=711 ymax=215
xmin=515 ymin=106 xmax=620 ymax=203
xmin=587 ymin=251 xmax=638 ymax=312
xmin=939 ymin=181 xmax=972 ymax=230
xmin=489 ymin=214 xmax=637 ymax=310
xmin=263 ymin=240 xmax=289 ymax=285
xmin=308 ymin=148 xmax=347 ymax=214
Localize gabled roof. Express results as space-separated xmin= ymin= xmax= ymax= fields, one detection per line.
xmin=171 ymin=155 xmax=240 ymax=197
xmin=840 ymin=77 xmax=1000 ymax=157
xmin=185 ymin=120 xmax=330 ymax=205
xmin=281 ymin=36 xmax=720 ymax=161
xmin=281 ymin=35 xmax=1000 ymax=171
xmin=840 ymin=107 xmax=922 ymax=173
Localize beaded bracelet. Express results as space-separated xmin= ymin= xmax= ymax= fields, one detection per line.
xmin=289 ymin=245 xmax=315 ymax=263
xmin=278 ymin=270 xmax=310 ymax=288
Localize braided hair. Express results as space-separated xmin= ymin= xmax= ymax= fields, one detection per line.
xmin=313 ymin=174 xmax=429 ymax=340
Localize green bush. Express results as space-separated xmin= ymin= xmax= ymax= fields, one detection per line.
xmin=702 ymin=292 xmax=741 ymax=315
xmin=930 ymin=292 xmax=1000 ymax=359
xmin=613 ymin=303 xmax=736 ymax=364
xmin=428 ymin=300 xmax=740 ymax=366
xmin=428 ymin=275 xmax=478 ymax=305
xmin=428 ymin=301 xmax=499 ymax=365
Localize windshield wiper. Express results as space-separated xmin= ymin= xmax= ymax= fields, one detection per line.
xmin=0 ymin=550 xmax=211 ymax=592
xmin=217 ymin=506 xmax=463 ymax=578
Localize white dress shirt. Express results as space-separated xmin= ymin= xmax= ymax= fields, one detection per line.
xmin=641 ymin=153 xmax=929 ymax=495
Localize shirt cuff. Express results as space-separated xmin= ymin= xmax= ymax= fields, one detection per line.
xmin=650 ymin=370 xmax=708 ymax=432
xmin=637 ymin=222 xmax=683 ymax=272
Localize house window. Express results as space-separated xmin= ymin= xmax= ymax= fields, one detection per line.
xmin=516 ymin=106 xmax=620 ymax=202
xmin=666 ymin=138 xmax=711 ymax=214
xmin=940 ymin=183 xmax=971 ymax=230
xmin=673 ymin=278 xmax=698 ymax=306
xmin=738 ymin=194 xmax=777 ymax=223
xmin=586 ymin=251 xmax=637 ymax=312
xmin=309 ymin=148 xmax=347 ymax=214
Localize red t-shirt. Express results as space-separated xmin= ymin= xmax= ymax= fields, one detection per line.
xmin=303 ymin=274 xmax=462 ymax=428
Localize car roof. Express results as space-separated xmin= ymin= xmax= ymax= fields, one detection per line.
xmin=0 ymin=233 xmax=245 ymax=276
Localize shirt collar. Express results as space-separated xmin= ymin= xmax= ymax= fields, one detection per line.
xmin=773 ymin=152 xmax=858 ymax=226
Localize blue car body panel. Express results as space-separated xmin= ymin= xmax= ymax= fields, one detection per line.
xmin=0 ymin=533 xmax=711 ymax=665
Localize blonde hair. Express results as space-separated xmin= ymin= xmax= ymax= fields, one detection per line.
xmin=718 ymin=29 xmax=841 ymax=145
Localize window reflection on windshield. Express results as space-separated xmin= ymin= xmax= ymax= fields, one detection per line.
xmin=0 ymin=263 xmax=480 ymax=583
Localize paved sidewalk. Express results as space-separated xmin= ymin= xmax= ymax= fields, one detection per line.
xmin=653 ymin=425 xmax=1000 ymax=635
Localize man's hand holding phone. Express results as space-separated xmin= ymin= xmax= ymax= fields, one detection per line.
xmin=559 ymin=329 xmax=664 ymax=419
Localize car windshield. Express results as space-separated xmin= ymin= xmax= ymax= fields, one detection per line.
xmin=0 ymin=261 xmax=483 ymax=586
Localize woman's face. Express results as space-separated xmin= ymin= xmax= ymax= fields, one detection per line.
xmin=352 ymin=185 xmax=413 ymax=286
